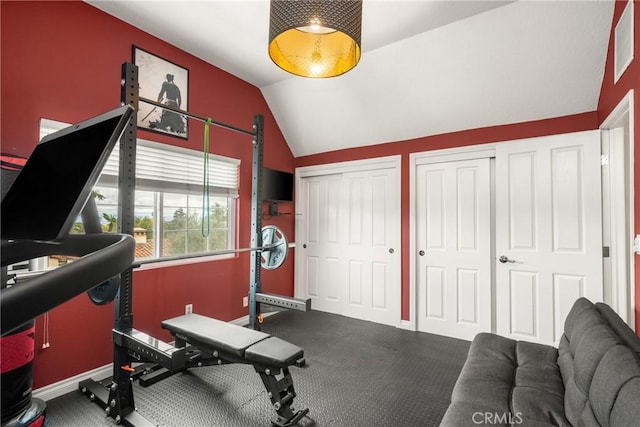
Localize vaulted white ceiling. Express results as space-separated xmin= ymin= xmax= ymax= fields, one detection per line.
xmin=86 ymin=1 xmax=614 ymax=157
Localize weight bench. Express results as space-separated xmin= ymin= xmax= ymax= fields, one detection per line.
xmin=161 ymin=313 xmax=309 ymax=427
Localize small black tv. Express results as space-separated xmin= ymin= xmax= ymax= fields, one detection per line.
xmin=262 ymin=167 xmax=294 ymax=202
xmin=1 ymin=105 xmax=133 ymax=242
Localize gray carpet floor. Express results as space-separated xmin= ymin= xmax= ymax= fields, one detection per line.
xmin=44 ymin=310 xmax=470 ymax=426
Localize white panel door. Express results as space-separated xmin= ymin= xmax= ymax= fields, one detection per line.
xmin=298 ymin=174 xmax=345 ymax=315
xmin=416 ymin=158 xmax=492 ymax=340
xmin=342 ymin=169 xmax=398 ymax=326
xmin=298 ymin=167 xmax=400 ymax=327
xmin=495 ymin=130 xmax=603 ymax=345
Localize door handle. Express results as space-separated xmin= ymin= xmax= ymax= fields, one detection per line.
xmin=303 ymin=244 xmax=307 ymax=248
xmin=498 ymin=255 xmax=516 ymax=264
xmin=389 ymin=248 xmax=394 ymax=254
xmin=418 ymin=250 xmax=425 ymax=256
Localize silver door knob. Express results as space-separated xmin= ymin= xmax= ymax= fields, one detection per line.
xmin=498 ymin=255 xmax=515 ymax=264
xmin=419 ymin=250 xmax=425 ymax=256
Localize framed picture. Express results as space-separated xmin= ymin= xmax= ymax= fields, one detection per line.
xmin=133 ymin=46 xmax=189 ymax=139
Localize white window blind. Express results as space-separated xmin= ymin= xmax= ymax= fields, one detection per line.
xmin=40 ymin=118 xmax=239 ymax=197
xmin=99 ymin=139 xmax=240 ymax=197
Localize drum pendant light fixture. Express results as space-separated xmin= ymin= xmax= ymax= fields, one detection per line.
xmin=268 ymin=0 xmax=363 ymax=78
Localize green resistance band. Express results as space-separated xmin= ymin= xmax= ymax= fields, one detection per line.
xmin=202 ymin=118 xmax=212 ymax=237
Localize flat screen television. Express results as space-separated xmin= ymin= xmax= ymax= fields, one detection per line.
xmin=1 ymin=105 xmax=133 ymax=242
xmin=262 ymin=167 xmax=294 ymax=202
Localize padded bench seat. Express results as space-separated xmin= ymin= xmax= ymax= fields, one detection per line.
xmin=161 ymin=313 xmax=303 ymax=368
xmin=162 ymin=313 xmax=268 ymax=357
xmin=245 ymin=336 xmax=303 ymax=368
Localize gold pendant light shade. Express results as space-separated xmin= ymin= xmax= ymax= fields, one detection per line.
xmin=269 ymin=0 xmax=363 ymax=78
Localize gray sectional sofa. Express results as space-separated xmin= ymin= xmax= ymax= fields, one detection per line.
xmin=440 ymin=298 xmax=640 ymax=426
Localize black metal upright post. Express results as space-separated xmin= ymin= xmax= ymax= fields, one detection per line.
xmin=106 ymin=61 xmax=139 ymax=424
xmin=116 ymin=62 xmax=138 ymax=332
xmin=249 ymin=114 xmax=264 ymax=330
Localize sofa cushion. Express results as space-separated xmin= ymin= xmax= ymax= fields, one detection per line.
xmin=610 ymin=377 xmax=640 ymax=426
xmin=442 ymin=333 xmax=568 ymax=426
xmin=562 ymin=298 xmax=595 ymax=340
xmin=512 ymin=341 xmax=568 ymax=426
xmin=590 ymin=345 xmax=640 ymax=425
xmin=557 ymin=335 xmax=573 ymax=387
xmin=559 ymin=299 xmax=626 ymax=426
xmin=564 ymin=299 xmax=610 ymax=357
xmin=558 ymin=298 xmax=640 ymax=427
xmin=466 ymin=332 xmax=517 ymax=363
xmin=450 ymin=358 xmax=514 ymax=412
xmin=450 ymin=333 xmax=515 ymax=412
xmin=512 ymin=387 xmax=568 ymax=426
xmin=595 ymin=302 xmax=640 ymax=359
xmin=573 ymin=323 xmax=618 ymax=395
xmin=515 ymin=341 xmax=564 ymax=395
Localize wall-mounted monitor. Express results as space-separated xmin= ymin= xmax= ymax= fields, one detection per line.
xmin=262 ymin=168 xmax=294 ymax=202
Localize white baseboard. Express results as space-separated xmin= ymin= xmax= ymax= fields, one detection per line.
xmin=229 ymin=311 xmax=276 ymax=327
xmin=33 ymin=363 xmax=112 ymax=402
xmin=397 ymin=319 xmax=414 ymax=331
xmin=33 ymin=312 xmax=274 ymax=402
xmin=230 ymin=314 xmax=250 ymax=326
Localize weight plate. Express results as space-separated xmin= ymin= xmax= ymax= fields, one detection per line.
xmin=87 ymin=276 xmax=120 ymax=305
xmin=261 ymin=225 xmax=288 ymax=270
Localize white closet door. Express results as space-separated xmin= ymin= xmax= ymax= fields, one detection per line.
xmin=415 ymin=158 xmax=492 ymax=340
xmin=495 ymin=130 xmax=603 ymax=345
xmin=298 ymin=174 xmax=345 ymax=315
xmin=342 ymin=169 xmax=398 ymax=326
xmin=297 ymin=166 xmax=400 ymax=327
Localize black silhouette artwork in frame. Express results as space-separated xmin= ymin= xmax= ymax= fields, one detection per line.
xmin=133 ymin=46 xmax=189 ymax=139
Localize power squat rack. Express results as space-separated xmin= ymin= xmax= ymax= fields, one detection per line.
xmin=79 ymin=62 xmax=311 ymax=426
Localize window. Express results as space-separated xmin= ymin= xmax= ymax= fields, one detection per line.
xmin=40 ymin=118 xmax=239 ymax=263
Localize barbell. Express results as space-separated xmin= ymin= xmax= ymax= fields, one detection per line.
xmin=87 ymin=225 xmax=291 ymax=305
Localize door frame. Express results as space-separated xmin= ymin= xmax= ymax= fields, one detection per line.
xmin=294 ymin=155 xmax=403 ymax=326
xmin=599 ymin=89 xmax=635 ymax=331
xmin=409 ymin=145 xmax=496 ymax=331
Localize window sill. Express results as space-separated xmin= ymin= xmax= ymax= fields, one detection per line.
xmin=135 ymin=252 xmax=236 ymax=271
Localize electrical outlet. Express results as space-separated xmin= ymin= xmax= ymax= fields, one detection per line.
xmin=242 ymin=296 xmax=248 ymax=307
xmin=185 ymin=303 xmax=193 ymax=314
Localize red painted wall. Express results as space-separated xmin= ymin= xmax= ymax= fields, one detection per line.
xmin=597 ymin=0 xmax=640 ymax=332
xmin=1 ymin=1 xmax=295 ymax=389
